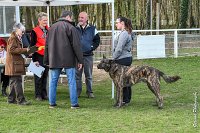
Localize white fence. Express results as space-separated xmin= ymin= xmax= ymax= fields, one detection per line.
xmin=94 ymin=28 xmax=200 ymax=61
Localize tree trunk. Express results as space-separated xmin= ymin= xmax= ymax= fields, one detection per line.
xmin=101 ymin=4 xmax=106 ymax=30
xmin=72 ymin=5 xmax=79 ymax=24
xmin=145 ymin=0 xmax=151 ymax=30
xmin=179 ymin=0 xmax=189 ymax=29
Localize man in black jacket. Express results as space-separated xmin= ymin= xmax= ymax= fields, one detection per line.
xmin=44 ymin=11 xmax=83 ymax=109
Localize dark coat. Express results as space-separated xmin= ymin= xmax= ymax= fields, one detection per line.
xmin=44 ymin=18 xmax=83 ymax=68
xmin=76 ymin=24 xmax=100 ymax=56
xmin=5 ymin=32 xmax=28 ymax=76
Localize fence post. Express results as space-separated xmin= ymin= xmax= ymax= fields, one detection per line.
xmin=174 ymin=30 xmax=178 ymax=58
xmin=111 ymin=1 xmax=115 ymax=99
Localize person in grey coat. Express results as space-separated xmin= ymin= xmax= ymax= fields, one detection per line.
xmin=44 ymin=10 xmax=83 ymax=109
xmin=113 ymin=16 xmax=135 ymax=106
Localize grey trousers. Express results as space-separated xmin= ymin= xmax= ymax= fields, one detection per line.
xmin=76 ymin=56 xmax=93 ymax=95
xmin=8 ymin=76 xmax=25 ymax=103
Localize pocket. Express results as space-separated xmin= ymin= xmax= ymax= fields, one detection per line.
xmin=13 ymin=61 xmax=24 ymax=73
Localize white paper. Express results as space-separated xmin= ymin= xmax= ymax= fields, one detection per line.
xmin=21 ymin=54 xmax=26 ymax=58
xmin=27 ymin=61 xmax=45 ymax=78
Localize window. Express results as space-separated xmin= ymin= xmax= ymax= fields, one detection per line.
xmin=0 ymin=6 xmax=16 ymax=35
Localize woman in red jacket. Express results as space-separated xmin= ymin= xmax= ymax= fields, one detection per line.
xmin=30 ymin=12 xmax=49 ymax=101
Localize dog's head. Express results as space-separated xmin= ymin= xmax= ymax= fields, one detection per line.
xmin=97 ymin=55 xmax=114 ymax=72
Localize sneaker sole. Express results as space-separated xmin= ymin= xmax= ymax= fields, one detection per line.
xmin=49 ymin=106 xmax=56 ymax=109
xmin=71 ymin=107 xmax=80 ymax=109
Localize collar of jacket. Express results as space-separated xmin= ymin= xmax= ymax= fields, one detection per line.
xmin=57 ymin=18 xmax=76 ymax=26
xmin=9 ymin=32 xmax=22 ymax=46
xmin=77 ymin=23 xmax=91 ymax=30
xmin=13 ymin=32 xmax=22 ymax=43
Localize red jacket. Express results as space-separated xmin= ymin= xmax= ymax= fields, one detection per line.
xmin=33 ymin=26 xmax=48 ymax=55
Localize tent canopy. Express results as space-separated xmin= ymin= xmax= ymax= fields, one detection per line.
xmin=0 ymin=0 xmax=113 ymax=6
xmin=0 ymin=0 xmax=115 ymax=98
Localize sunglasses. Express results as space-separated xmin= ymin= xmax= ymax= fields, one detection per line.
xmin=0 ymin=46 xmax=5 ymax=48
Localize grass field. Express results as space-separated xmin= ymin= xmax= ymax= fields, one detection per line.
xmin=0 ymin=56 xmax=199 ymax=133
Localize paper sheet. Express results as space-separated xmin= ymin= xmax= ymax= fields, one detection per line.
xmin=27 ymin=61 xmax=45 ymax=78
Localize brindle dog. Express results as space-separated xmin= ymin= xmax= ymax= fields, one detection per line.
xmin=97 ymin=56 xmax=181 ymax=108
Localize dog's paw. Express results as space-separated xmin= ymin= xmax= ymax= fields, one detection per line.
xmin=113 ymin=103 xmax=123 ymax=108
xmin=113 ymin=103 xmax=119 ymax=107
xmin=158 ymin=103 xmax=163 ymax=109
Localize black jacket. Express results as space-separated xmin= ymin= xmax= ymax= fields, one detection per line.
xmin=44 ymin=18 xmax=83 ymax=68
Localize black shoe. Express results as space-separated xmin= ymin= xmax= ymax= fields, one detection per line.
xmin=42 ymin=96 xmax=48 ymax=100
xmin=71 ymin=104 xmax=80 ymax=109
xmin=2 ymin=87 xmax=7 ymax=96
xmin=122 ymin=102 xmax=130 ymax=106
xmin=2 ymin=91 xmax=7 ymax=97
xmin=86 ymin=92 xmax=95 ymax=98
xmin=35 ymin=96 xmax=43 ymax=101
xmin=49 ymin=104 xmax=57 ymax=109
xmin=8 ymin=100 xmax=17 ymax=104
xmin=18 ymin=101 xmax=31 ymax=105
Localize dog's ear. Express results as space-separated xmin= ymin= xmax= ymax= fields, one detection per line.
xmin=103 ymin=54 xmax=106 ymax=59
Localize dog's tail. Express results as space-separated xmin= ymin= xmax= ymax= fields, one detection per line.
xmin=159 ymin=71 xmax=181 ymax=83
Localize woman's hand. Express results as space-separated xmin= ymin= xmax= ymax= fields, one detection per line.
xmin=34 ymin=61 xmax=40 ymax=67
xmin=38 ymin=46 xmax=45 ymax=51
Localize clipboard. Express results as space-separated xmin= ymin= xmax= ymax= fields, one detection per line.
xmin=27 ymin=45 xmax=38 ymax=54
xmin=27 ymin=61 xmax=45 ymax=78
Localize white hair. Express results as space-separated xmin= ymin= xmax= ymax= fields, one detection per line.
xmin=13 ymin=23 xmax=25 ymax=32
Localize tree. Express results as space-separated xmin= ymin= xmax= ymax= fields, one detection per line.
xmin=179 ymin=0 xmax=189 ymax=29
xmin=145 ymin=0 xmax=151 ymax=29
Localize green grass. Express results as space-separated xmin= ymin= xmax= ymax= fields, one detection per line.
xmin=0 ymin=56 xmax=199 ymax=133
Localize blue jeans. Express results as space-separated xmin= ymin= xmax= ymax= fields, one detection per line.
xmin=76 ymin=56 xmax=93 ymax=94
xmin=49 ymin=68 xmax=78 ymax=106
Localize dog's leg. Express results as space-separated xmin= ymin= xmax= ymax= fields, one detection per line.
xmin=153 ymin=84 xmax=163 ymax=109
xmin=146 ymin=82 xmax=158 ymax=106
xmin=114 ymin=87 xmax=119 ymax=107
xmin=153 ymin=80 xmax=163 ymax=109
xmin=118 ymin=86 xmax=124 ymax=107
xmin=147 ymin=81 xmax=163 ymax=109
xmin=113 ymin=82 xmax=119 ymax=107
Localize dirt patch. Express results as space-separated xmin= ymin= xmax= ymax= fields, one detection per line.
xmin=93 ymin=64 xmax=110 ymax=82
xmin=50 ymin=64 xmax=110 ymax=83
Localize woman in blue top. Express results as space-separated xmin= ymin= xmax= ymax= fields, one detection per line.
xmin=113 ymin=16 xmax=135 ymax=105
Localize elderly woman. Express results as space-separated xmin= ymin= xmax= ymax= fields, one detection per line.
xmin=5 ymin=23 xmax=36 ymax=105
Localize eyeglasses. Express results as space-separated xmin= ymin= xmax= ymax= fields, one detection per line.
xmin=0 ymin=46 xmax=5 ymax=48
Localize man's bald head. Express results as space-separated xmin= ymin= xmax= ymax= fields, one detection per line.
xmin=78 ymin=12 xmax=88 ymax=27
